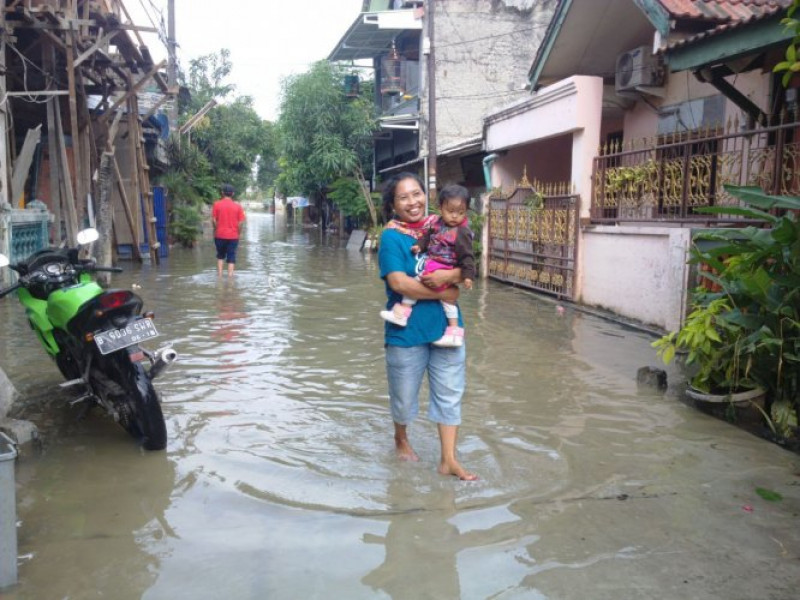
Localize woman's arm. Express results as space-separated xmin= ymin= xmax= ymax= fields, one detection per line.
xmin=420 ymin=267 xmax=462 ymax=289
xmin=386 ymin=272 xmax=459 ymax=304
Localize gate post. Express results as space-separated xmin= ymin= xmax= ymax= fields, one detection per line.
xmin=0 ymin=205 xmax=10 ymax=285
xmin=480 ymin=191 xmax=490 ymax=279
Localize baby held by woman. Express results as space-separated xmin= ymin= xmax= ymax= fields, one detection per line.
xmin=380 ymin=183 xmax=475 ymax=347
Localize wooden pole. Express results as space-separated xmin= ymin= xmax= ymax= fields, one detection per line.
xmin=112 ymin=156 xmax=141 ymax=260
xmin=167 ymin=0 xmax=178 ymax=131
xmin=126 ymin=94 xmax=142 ymax=258
xmin=426 ymin=0 xmax=437 ymax=207
xmin=94 ymin=151 xmax=114 ymax=284
xmin=129 ymin=91 xmax=159 ymax=264
xmin=54 ymin=101 xmax=79 ymax=244
xmin=46 ymin=98 xmax=62 ymax=240
xmin=44 ymin=42 xmax=62 ymax=241
xmin=93 ymin=109 xmax=125 ymax=277
xmin=65 ymin=20 xmax=86 ymax=227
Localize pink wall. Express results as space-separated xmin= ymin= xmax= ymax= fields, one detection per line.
xmin=620 ymin=69 xmax=772 ymax=145
xmin=492 ymin=135 xmax=573 ymax=189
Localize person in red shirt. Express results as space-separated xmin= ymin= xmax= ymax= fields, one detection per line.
xmin=211 ymin=184 xmax=246 ymax=276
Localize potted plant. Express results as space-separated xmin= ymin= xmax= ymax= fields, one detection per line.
xmin=654 ymin=185 xmax=800 ymax=438
xmin=653 ymin=293 xmax=764 ymax=404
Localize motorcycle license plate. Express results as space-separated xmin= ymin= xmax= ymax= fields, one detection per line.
xmin=94 ymin=319 xmax=159 ymax=355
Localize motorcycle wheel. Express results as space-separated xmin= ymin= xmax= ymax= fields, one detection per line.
xmin=52 ymin=331 xmax=82 ymax=380
xmin=55 ymin=350 xmax=81 ymax=380
xmin=99 ymin=353 xmax=167 ymax=451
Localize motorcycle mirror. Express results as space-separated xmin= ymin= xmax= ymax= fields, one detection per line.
xmin=0 ymin=254 xmax=8 ymax=268
xmin=76 ymin=228 xmax=99 ymax=245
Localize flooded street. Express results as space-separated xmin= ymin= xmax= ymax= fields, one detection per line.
xmin=2 ymin=211 xmax=799 ymax=599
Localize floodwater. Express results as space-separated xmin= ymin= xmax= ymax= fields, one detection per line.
xmin=1 ymin=211 xmax=799 ymax=600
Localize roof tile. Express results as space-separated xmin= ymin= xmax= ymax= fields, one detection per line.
xmin=658 ymin=0 xmax=791 ymax=22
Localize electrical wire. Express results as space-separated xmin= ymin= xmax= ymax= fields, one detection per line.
xmin=434 ymin=24 xmax=549 ymax=49
xmin=3 ymin=42 xmax=61 ymax=105
xmin=436 ymin=89 xmax=529 ymax=101
xmin=137 ymin=0 xmax=169 ymax=49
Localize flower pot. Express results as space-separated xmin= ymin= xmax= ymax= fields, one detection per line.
xmin=684 ymin=386 xmax=765 ymax=406
xmin=684 ymin=386 xmax=767 ymax=425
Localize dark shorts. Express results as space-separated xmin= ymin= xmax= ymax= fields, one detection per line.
xmin=214 ymin=238 xmax=239 ymax=263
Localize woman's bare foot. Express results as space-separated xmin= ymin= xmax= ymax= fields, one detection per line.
xmin=395 ymin=437 xmax=420 ymax=462
xmin=438 ymin=460 xmax=478 ymax=481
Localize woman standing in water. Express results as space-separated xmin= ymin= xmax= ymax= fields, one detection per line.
xmin=378 ymin=172 xmax=477 ymax=481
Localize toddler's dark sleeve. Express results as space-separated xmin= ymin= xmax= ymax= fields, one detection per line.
xmin=455 ymin=226 xmax=476 ymax=280
xmin=416 ymin=229 xmax=432 ymax=252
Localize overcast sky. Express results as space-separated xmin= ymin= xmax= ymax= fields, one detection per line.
xmin=129 ymin=0 xmax=365 ymax=121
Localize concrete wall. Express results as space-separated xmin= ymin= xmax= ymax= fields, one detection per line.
xmin=486 ymin=76 xmax=604 ymax=216
xmin=579 ymin=226 xmax=692 ymax=332
xmin=427 ymin=0 xmax=556 ymax=153
xmin=621 ymin=69 xmax=772 ymax=145
xmin=0 ymin=368 xmax=16 ymax=421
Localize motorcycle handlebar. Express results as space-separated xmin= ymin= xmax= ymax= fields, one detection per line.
xmin=77 ymin=260 xmax=123 ymax=274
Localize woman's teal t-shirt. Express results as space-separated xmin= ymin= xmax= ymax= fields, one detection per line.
xmin=379 ymin=228 xmax=461 ymax=347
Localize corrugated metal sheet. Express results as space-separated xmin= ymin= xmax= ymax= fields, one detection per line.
xmin=658 ymin=0 xmax=791 ymax=22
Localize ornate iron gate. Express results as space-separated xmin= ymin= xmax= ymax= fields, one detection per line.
xmin=487 ymin=177 xmax=579 ymax=300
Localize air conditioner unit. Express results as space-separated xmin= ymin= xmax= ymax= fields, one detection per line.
xmin=615 ymin=46 xmax=664 ymax=93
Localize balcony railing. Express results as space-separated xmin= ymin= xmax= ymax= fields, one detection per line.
xmin=591 ymin=114 xmax=800 ymax=224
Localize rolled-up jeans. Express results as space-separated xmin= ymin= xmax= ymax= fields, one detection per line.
xmin=385 ymin=343 xmax=466 ymax=426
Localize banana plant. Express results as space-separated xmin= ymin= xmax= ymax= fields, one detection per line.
xmin=656 ymin=185 xmax=800 ymax=437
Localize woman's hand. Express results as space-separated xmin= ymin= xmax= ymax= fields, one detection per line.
xmin=420 ymin=268 xmax=461 ymax=289
xmin=386 ymin=271 xmax=458 ymax=303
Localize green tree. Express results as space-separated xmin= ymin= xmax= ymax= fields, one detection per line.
xmin=254 ymin=121 xmax=279 ymax=196
xmin=184 ymin=49 xmax=236 ymax=111
xmin=173 ymin=50 xmax=275 ymax=197
xmin=276 ymin=61 xmax=377 ymax=226
xmin=158 ymin=49 xmax=275 ymax=246
xmin=159 ymin=139 xmax=215 ymax=247
xmin=775 ymin=0 xmax=800 ymax=86
xmin=191 ymin=95 xmax=272 ymax=194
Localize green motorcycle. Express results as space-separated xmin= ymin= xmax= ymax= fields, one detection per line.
xmin=0 ymin=229 xmax=176 ymax=450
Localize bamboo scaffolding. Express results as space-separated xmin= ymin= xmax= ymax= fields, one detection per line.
xmin=0 ymin=0 xmax=166 ymax=260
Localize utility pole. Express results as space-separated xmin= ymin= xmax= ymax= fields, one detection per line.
xmin=426 ymin=0 xmax=437 ymax=206
xmin=0 ymin=7 xmax=9 ymax=208
xmin=167 ymin=0 xmax=178 ymax=131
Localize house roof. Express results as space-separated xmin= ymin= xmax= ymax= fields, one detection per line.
xmin=328 ymin=8 xmax=422 ymax=62
xmin=529 ymin=0 xmax=654 ymax=89
xmin=529 ymin=0 xmax=792 ymax=89
xmin=665 ymin=6 xmax=793 ymax=71
xmin=657 ymin=0 xmax=789 ymax=22
xmin=665 ymin=4 xmax=788 ymax=51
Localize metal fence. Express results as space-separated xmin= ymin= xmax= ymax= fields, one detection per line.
xmin=591 ymin=114 xmax=800 ymax=223
xmin=487 ymin=177 xmax=578 ymax=300
xmin=0 ymin=204 xmax=51 ymax=285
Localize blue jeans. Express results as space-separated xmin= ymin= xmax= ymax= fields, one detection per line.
xmin=385 ymin=344 xmax=466 ymax=426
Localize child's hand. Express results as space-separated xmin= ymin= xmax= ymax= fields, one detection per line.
xmin=463 ymin=278 xmax=473 ymax=290
xmin=410 ymin=244 xmax=420 ymax=254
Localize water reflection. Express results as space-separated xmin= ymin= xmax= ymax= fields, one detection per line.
xmin=11 ymin=448 xmax=175 ymax=600
xmin=3 ymin=211 xmax=796 ymax=599
xmin=362 ymin=479 xmax=542 ymax=599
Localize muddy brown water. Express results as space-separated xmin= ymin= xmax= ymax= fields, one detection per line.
xmin=1 ymin=211 xmax=798 ymax=600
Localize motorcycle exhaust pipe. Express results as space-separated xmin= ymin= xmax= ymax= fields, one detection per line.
xmin=149 ymin=346 xmax=178 ymax=380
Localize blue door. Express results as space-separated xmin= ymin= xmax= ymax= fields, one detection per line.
xmin=152 ymin=186 xmax=168 ymax=258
